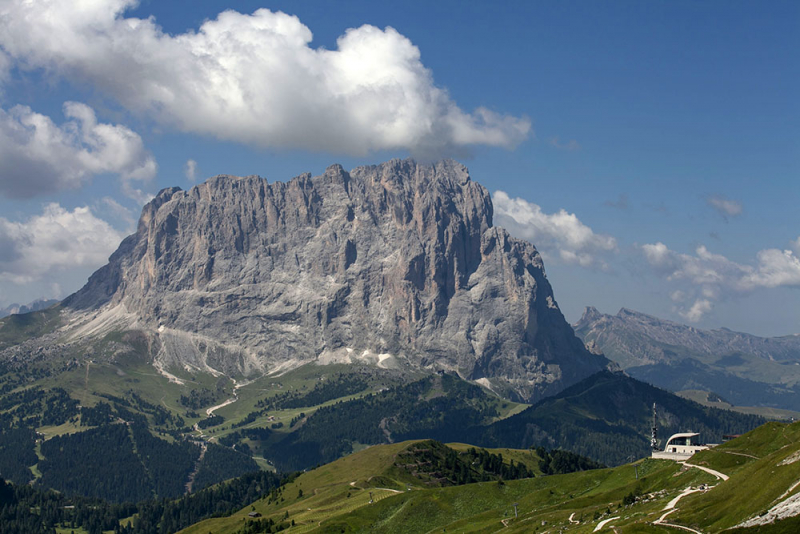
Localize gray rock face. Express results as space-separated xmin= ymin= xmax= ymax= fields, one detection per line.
xmin=65 ymin=159 xmax=607 ymax=401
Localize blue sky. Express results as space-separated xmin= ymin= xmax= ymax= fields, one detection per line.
xmin=0 ymin=0 xmax=797 ymax=335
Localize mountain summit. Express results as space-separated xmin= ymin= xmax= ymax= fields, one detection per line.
xmin=63 ymin=159 xmax=606 ymax=401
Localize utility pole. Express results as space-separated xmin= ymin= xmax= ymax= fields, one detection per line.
xmin=651 ymin=403 xmax=658 ymax=451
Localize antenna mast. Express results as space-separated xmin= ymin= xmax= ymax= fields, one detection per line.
xmin=651 ymin=403 xmax=658 ymax=450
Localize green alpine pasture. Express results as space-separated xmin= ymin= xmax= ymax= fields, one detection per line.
xmin=180 ymin=420 xmax=800 ymax=534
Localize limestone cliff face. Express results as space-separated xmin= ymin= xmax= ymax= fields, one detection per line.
xmin=64 ymin=159 xmax=607 ymax=401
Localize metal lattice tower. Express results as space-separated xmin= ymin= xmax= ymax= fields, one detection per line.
xmin=651 ymin=403 xmax=658 ymax=450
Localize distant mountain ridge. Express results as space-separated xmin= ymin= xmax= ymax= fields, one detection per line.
xmin=576 ymin=307 xmax=800 ymax=366
xmin=574 ymin=307 xmax=800 ymax=410
xmin=50 ymin=159 xmax=608 ymax=401
xmin=0 ymin=299 xmax=58 ymax=319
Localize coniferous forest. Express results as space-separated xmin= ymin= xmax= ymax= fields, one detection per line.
xmin=0 ymin=470 xmax=283 ymax=534
xmin=0 ymin=439 xmax=596 ymax=533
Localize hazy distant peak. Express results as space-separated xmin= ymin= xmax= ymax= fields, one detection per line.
xmin=0 ymin=298 xmax=59 ymax=318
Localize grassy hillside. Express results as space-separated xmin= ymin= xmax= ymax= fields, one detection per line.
xmin=0 ymin=347 xmax=763 ymax=503
xmin=672 ymin=421 xmax=800 ymax=531
xmin=179 ymin=442 xmax=709 ymax=533
xmin=261 ymin=372 xmax=521 ymax=471
xmin=5 ymin=420 xmax=800 ymax=533
xmin=181 ymin=421 xmax=800 ymax=534
xmin=0 ymin=305 xmax=63 ymax=350
xmin=0 ymin=325 xmax=533 ymax=502
xmin=179 ymin=439 xmax=583 ymax=534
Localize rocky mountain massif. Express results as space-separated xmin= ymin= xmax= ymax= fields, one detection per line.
xmin=60 ymin=159 xmax=607 ymax=401
xmin=574 ymin=307 xmax=800 ymax=410
xmin=0 ymin=161 xmax=768 ymax=512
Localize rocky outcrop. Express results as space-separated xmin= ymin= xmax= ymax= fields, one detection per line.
xmin=64 ymin=159 xmax=607 ymax=401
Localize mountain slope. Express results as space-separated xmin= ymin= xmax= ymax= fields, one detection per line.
xmin=54 ymin=158 xmax=607 ymax=401
xmin=260 ymin=372 xmax=526 ymax=471
xmin=8 ymin=420 xmax=800 ymax=533
xmin=574 ymin=307 xmax=800 ymax=410
xmin=673 ymin=421 xmax=800 ymax=532
xmin=179 ymin=439 xmax=591 ymax=534
xmin=181 ymin=420 xmax=800 ymax=534
xmin=465 ymin=370 xmax=764 ymax=466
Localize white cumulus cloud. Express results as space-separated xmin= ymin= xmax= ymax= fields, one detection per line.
xmin=0 ymin=102 xmax=156 ymax=199
xmin=493 ymin=191 xmax=618 ymax=268
xmin=0 ymin=2 xmax=530 ymax=157
xmin=641 ymin=241 xmax=800 ymax=321
xmin=681 ymin=298 xmax=713 ymax=322
xmin=0 ymin=203 xmax=124 ymax=285
xmin=642 ymin=242 xmax=675 ymax=271
xmin=740 ymin=249 xmax=800 ymax=289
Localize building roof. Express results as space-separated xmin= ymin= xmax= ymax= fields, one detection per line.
xmin=665 ymin=432 xmax=700 ymax=443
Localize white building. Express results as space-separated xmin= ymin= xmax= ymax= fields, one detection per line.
xmin=652 ymin=432 xmax=711 ymax=460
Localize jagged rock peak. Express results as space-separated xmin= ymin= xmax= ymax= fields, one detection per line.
xmin=63 ymin=158 xmax=607 ymax=402
xmin=579 ymin=306 xmax=603 ymax=323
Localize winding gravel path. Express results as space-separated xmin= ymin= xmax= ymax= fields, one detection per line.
xmin=593 ymin=516 xmax=620 ymax=532
xmin=681 ymin=462 xmax=729 ymax=481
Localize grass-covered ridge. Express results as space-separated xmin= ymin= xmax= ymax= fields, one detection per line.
xmin=179 ymin=441 xmax=704 ymax=533
xmin=671 ymin=420 xmax=800 ymax=532
xmin=180 ymin=421 xmax=800 ymax=533
xmin=179 ymin=438 xmax=602 ymax=534
xmin=1 ymin=322 xmax=533 ymax=503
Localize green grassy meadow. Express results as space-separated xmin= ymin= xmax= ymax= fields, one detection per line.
xmin=179 ymin=420 xmax=800 ymax=534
